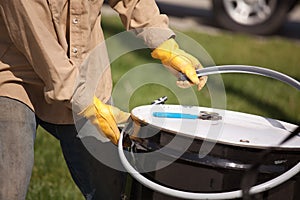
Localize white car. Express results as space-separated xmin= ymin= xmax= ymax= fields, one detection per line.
xmin=212 ymin=0 xmax=299 ymax=34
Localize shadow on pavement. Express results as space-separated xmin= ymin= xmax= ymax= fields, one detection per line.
xmin=157 ymin=2 xmax=215 ymax=27
xmin=278 ymin=21 xmax=300 ymax=40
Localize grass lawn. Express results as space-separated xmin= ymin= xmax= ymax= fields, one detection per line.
xmin=26 ymin=15 xmax=300 ymax=199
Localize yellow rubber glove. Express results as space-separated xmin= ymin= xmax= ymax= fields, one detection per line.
xmin=79 ymin=96 xmax=130 ymax=145
xmin=151 ymin=38 xmax=207 ymax=90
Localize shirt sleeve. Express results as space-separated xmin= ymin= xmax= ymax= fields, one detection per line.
xmin=108 ymin=0 xmax=175 ymax=49
xmin=0 ymin=0 xmax=78 ymax=107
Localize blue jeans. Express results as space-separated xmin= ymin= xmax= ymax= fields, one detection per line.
xmin=0 ymin=97 xmax=125 ymax=200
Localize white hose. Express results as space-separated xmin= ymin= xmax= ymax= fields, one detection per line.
xmin=118 ymin=65 xmax=300 ymax=199
xmin=188 ymin=65 xmax=300 ymax=90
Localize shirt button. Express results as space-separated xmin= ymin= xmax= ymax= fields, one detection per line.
xmin=72 ymin=48 xmax=78 ymax=54
xmin=72 ymin=18 xmax=78 ymax=24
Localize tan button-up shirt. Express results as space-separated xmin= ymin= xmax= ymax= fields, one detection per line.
xmin=0 ymin=0 xmax=174 ymax=124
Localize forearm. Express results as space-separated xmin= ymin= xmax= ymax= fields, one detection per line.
xmin=109 ymin=0 xmax=175 ymax=48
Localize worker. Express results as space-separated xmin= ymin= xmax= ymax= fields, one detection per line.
xmin=0 ymin=0 xmax=207 ymax=199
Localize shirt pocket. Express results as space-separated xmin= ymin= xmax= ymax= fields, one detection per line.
xmin=47 ymin=0 xmax=67 ymax=23
xmin=88 ymin=0 xmax=103 ymax=23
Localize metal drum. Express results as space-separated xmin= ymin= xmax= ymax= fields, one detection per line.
xmin=122 ymin=104 xmax=300 ymax=200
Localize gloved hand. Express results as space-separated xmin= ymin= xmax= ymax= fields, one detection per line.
xmin=151 ymin=38 xmax=207 ymax=90
xmin=79 ymin=96 xmax=130 ymax=145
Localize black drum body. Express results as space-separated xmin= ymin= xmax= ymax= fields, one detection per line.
xmin=124 ymin=105 xmax=300 ymax=200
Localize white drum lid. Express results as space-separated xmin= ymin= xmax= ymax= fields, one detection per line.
xmin=131 ymin=105 xmax=300 ymax=149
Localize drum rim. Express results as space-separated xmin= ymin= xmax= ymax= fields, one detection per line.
xmin=130 ymin=106 xmax=300 ymax=151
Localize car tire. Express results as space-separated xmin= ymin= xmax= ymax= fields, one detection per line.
xmin=212 ymin=0 xmax=292 ymax=35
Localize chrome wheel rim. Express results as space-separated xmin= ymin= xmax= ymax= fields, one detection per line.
xmin=223 ymin=0 xmax=277 ymax=25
